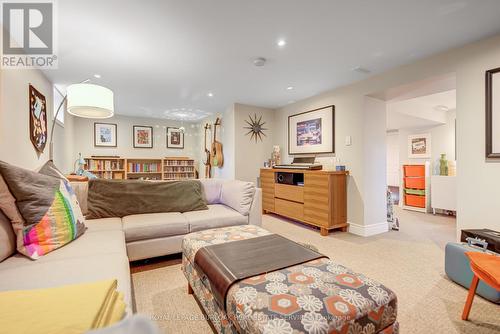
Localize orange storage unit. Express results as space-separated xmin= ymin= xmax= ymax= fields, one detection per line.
xmin=404 ymin=177 xmax=425 ymax=189
xmin=403 ymin=165 xmax=425 ymax=177
xmin=405 ymin=194 xmax=426 ymax=208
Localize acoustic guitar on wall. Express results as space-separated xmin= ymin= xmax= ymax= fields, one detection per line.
xmin=211 ymin=118 xmax=224 ymax=168
xmin=203 ymin=123 xmax=212 ymax=178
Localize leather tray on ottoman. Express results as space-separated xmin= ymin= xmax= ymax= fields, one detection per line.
xmin=182 ymin=225 xmax=399 ymax=334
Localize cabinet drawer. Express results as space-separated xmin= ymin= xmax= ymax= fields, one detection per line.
xmin=275 ymin=198 xmax=304 ymax=221
xmin=274 ymin=184 xmax=304 ymax=203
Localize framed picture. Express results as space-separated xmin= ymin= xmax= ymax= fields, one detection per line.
xmin=288 ymin=105 xmax=334 ymax=155
xmin=133 ymin=125 xmax=153 ymax=148
xmin=408 ymin=133 xmax=431 ymax=159
xmin=486 ymin=67 xmax=500 ymax=158
xmin=94 ymin=122 xmax=117 ymax=147
xmin=29 ymin=84 xmax=48 ymax=153
xmin=167 ymin=127 xmax=184 ymax=149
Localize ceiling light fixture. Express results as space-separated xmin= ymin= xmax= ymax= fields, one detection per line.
xmin=93 ymin=74 xmax=101 ymax=79
xmin=253 ymin=57 xmax=266 ymax=67
xmin=207 ymin=92 xmax=214 ymax=98
xmin=287 ymin=86 xmax=294 ymax=90
xmin=277 ymin=39 xmax=286 ymax=47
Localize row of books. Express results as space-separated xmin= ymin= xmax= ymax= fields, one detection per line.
xmin=127 ymin=163 xmax=162 ymax=173
xmin=86 ymin=159 xmax=123 ymax=171
xmin=96 ymin=171 xmax=124 ymax=180
xmin=164 ymin=173 xmax=195 ymax=180
xmin=163 ymin=166 xmax=195 ymax=172
xmin=164 ymin=160 xmax=194 ymax=166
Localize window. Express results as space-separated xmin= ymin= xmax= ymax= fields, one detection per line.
xmin=53 ymin=85 xmax=65 ymax=125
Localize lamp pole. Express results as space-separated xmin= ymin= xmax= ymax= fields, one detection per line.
xmin=48 ymin=79 xmax=90 ymax=161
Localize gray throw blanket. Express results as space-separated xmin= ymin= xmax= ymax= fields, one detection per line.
xmin=86 ymin=179 xmax=208 ymax=219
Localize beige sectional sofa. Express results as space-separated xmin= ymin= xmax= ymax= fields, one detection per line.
xmin=0 ymin=178 xmax=261 ymax=315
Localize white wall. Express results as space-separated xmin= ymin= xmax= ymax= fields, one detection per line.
xmin=275 ymin=33 xmax=500 ymax=237
xmin=199 ymin=105 xmax=236 ymax=180
xmin=275 ymin=90 xmax=366 ymax=228
xmin=72 ymin=114 xmax=201 ymax=169
xmin=397 ymin=110 xmax=456 ymax=175
xmin=361 ymin=97 xmax=388 ymax=234
xmin=386 ymin=132 xmax=400 ymax=187
xmin=234 ymin=103 xmax=275 ymax=184
xmin=0 ymin=67 xmax=73 ymax=172
xmin=197 ymin=103 xmax=275 ymax=183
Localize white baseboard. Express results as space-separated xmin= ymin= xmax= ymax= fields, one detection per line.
xmin=348 ymin=221 xmax=389 ymax=237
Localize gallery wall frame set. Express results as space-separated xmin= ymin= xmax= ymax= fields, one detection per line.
xmin=94 ymin=123 xmax=117 ymax=147
xmin=133 ymin=125 xmax=154 ymax=148
xmin=288 ymin=105 xmax=335 ymax=155
xmin=166 ymin=127 xmax=184 ymax=149
xmin=485 ymin=66 xmax=500 ymax=159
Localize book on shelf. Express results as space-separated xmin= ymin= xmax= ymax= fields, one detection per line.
xmin=85 ymin=158 xmax=123 ymax=171
xmin=127 ymin=162 xmax=162 ymax=173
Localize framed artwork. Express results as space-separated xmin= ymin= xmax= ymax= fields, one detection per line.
xmin=288 ymin=105 xmax=334 ymax=155
xmin=94 ymin=123 xmax=117 ymax=147
xmin=408 ymin=133 xmax=431 ymax=159
xmin=167 ymin=127 xmax=184 ymax=149
xmin=133 ymin=125 xmax=153 ymax=148
xmin=486 ymin=67 xmax=500 ymax=158
xmin=29 ymin=84 xmax=48 ymax=153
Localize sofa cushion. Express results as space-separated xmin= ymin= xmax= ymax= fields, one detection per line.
xmin=87 ymin=179 xmax=208 ymax=219
xmin=0 ymin=160 xmax=86 ymax=259
xmin=0 ymin=174 xmax=25 ymax=225
xmin=122 ymin=213 xmax=189 ymax=242
xmin=0 ymin=230 xmax=126 ymax=270
xmin=219 ymin=180 xmax=255 ymax=216
xmin=85 ymin=218 xmax=123 ymax=232
xmin=0 ymin=253 xmax=132 ymax=313
xmin=183 ymin=204 xmax=248 ymax=232
xmin=0 ymin=210 xmax=15 ymax=262
xmin=200 ymin=179 xmax=223 ymax=204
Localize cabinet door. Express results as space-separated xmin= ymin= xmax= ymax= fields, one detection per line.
xmin=303 ymin=173 xmax=330 ymax=227
xmin=261 ymin=170 xmax=275 ymax=212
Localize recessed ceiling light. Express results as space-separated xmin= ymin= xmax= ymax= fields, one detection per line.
xmin=93 ymin=74 xmax=101 ymax=79
xmin=207 ymin=92 xmax=214 ymax=97
xmin=253 ymin=57 xmax=266 ymax=67
xmin=287 ymin=86 xmax=294 ymax=90
xmin=277 ymin=39 xmax=286 ymax=47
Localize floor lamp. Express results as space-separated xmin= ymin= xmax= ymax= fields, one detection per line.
xmin=49 ymin=81 xmax=114 ymax=160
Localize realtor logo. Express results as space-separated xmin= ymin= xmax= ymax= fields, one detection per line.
xmin=1 ymin=1 xmax=58 ymax=68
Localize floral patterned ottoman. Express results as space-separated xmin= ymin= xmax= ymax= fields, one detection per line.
xmin=182 ymin=225 xmax=398 ymax=334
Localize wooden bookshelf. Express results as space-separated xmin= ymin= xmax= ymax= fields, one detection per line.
xmin=84 ymin=157 xmax=196 ymax=181
xmin=126 ymin=158 xmax=163 ymax=180
xmin=84 ymin=157 xmax=126 ymax=180
xmin=163 ymin=157 xmax=196 ymax=180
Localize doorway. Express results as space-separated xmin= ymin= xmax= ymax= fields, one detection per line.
xmin=371 ymin=73 xmax=457 ymax=233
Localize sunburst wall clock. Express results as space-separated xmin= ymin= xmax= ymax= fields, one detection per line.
xmin=244 ymin=114 xmax=267 ymax=142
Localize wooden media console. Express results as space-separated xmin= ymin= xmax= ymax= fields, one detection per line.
xmin=260 ymin=168 xmax=348 ymax=236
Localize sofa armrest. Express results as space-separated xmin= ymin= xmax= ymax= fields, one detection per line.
xmin=248 ymin=188 xmax=262 ymax=226
xmin=70 ymin=181 xmax=88 ymax=216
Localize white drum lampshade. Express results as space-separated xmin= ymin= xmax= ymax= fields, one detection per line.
xmin=66 ymin=83 xmax=114 ymax=118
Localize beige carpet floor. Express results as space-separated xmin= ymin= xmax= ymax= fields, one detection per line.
xmin=132 ymin=208 xmax=500 ymax=333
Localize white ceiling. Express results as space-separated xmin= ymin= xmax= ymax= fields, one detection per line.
xmin=387 ymin=90 xmax=456 ymax=130
xmin=43 ymin=0 xmax=500 ymax=121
